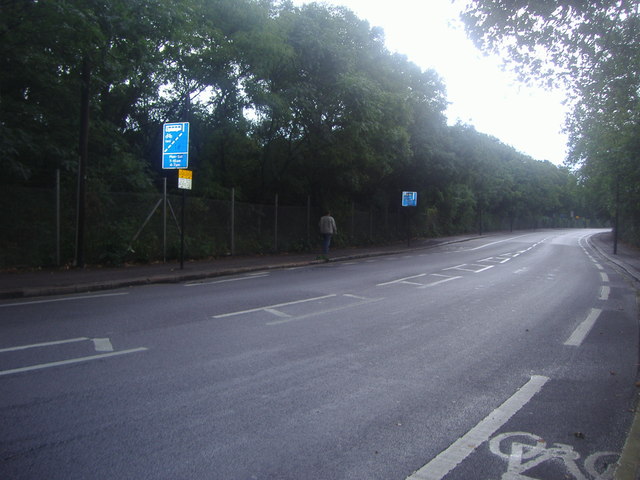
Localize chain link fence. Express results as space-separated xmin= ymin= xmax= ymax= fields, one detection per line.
xmin=1 ymin=181 xmax=590 ymax=269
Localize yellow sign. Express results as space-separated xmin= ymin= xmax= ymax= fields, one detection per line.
xmin=178 ymin=169 xmax=192 ymax=190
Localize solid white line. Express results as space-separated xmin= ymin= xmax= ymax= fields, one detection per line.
xmin=471 ymin=265 xmax=494 ymax=273
xmin=377 ymin=274 xmax=427 ymax=287
xmin=599 ymin=286 xmax=611 ymax=301
xmin=419 ymin=276 xmax=462 ymax=288
xmin=564 ymin=308 xmax=602 ymax=346
xmin=406 ymin=375 xmax=549 ymax=480
xmin=0 ymin=348 xmax=148 ymax=376
xmin=0 ymin=292 xmax=129 ymax=308
xmin=465 ymin=234 xmax=530 ymax=251
xmin=0 ymin=337 xmax=89 ymax=353
xmin=212 ymin=294 xmax=337 ymax=318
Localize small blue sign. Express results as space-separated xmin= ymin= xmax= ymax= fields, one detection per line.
xmin=162 ymin=122 xmax=190 ymax=169
xmin=402 ymin=191 xmax=417 ymax=207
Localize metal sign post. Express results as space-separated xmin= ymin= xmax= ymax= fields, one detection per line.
xmin=177 ymin=170 xmax=192 ymax=270
xmin=402 ymin=191 xmax=417 ymax=247
xmin=162 ymin=122 xmax=190 ymax=268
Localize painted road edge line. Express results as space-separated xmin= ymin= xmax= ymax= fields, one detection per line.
xmin=564 ymin=308 xmax=602 ymax=346
xmin=406 ymin=375 xmax=550 ymax=480
xmin=0 ymin=348 xmax=148 ymax=376
xmin=0 ymin=337 xmax=89 ymax=353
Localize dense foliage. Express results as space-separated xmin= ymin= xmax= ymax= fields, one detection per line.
xmin=461 ymin=0 xmax=640 ymax=245
xmin=0 ymin=0 xmax=592 ymax=266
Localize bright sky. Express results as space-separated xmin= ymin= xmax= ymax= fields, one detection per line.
xmin=292 ymin=0 xmax=570 ymax=165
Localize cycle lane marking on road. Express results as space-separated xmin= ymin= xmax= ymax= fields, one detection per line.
xmin=405 ymin=375 xmax=550 ymax=480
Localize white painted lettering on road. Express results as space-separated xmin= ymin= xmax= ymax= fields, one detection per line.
xmin=406 ymin=375 xmax=549 ymax=480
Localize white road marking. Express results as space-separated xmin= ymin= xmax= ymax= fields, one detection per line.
xmin=185 ymin=274 xmax=269 ymax=286
xmin=92 ymin=338 xmax=114 ymax=352
xmin=406 ymin=375 xmax=549 ymax=480
xmin=377 ymin=274 xmax=427 ymax=287
xmin=0 ymin=292 xmax=129 ymax=308
xmin=595 ymin=263 xmax=604 ymax=270
xmin=564 ymin=308 xmax=602 ymax=346
xmin=343 ymin=294 xmax=371 ymax=300
xmin=464 ymin=234 xmax=531 ymax=251
xmin=0 ymin=348 xmax=148 ymax=376
xmin=599 ymin=286 xmax=611 ymax=301
xmin=264 ymin=308 xmax=291 ymax=318
xmin=419 ymin=276 xmax=462 ymax=288
xmin=442 ymin=264 xmax=494 ymax=273
xmin=212 ymin=294 xmax=337 ymax=319
xmin=266 ymin=296 xmax=383 ymax=326
xmin=0 ymin=337 xmax=89 ymax=353
xmin=600 ymin=272 xmax=609 ymax=283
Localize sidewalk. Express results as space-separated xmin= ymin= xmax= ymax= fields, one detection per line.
xmin=0 ymin=234 xmax=481 ymax=299
xmin=1 ymin=230 xmax=638 ymax=300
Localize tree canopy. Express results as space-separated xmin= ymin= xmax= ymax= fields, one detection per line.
xmin=460 ymin=0 xmax=640 ymax=244
xmin=0 ymin=0 xmax=595 ymax=266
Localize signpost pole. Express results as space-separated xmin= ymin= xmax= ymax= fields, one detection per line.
xmin=180 ymin=188 xmax=185 ymax=270
xmin=401 ymin=191 xmax=417 ymax=247
xmin=163 ymin=177 xmax=167 ymax=263
xmin=407 ymin=209 xmax=411 ymax=247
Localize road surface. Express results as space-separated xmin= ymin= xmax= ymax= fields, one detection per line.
xmin=0 ymin=229 xmax=637 ymax=479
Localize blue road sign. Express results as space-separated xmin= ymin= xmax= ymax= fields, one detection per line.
xmin=402 ymin=191 xmax=417 ymax=207
xmin=162 ymin=122 xmax=190 ymax=169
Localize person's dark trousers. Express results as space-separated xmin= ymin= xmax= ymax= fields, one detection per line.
xmin=322 ymin=233 xmax=332 ymax=254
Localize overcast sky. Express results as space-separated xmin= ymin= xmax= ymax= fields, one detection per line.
xmin=292 ymin=0 xmax=570 ymax=165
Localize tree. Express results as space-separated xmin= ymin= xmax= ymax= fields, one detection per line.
xmin=460 ymin=0 xmax=640 ymax=243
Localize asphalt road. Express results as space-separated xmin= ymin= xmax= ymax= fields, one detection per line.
xmin=0 ymin=229 xmax=637 ymax=480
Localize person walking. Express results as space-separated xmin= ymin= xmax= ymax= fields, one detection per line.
xmin=319 ymin=211 xmax=337 ymax=255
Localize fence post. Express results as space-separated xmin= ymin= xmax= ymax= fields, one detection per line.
xmin=163 ymin=177 xmax=167 ymax=263
xmin=56 ymin=169 xmax=60 ymax=266
xmin=369 ymin=207 xmax=373 ymax=242
xmin=307 ymin=195 xmax=311 ymax=247
xmin=350 ymin=201 xmax=355 ymax=242
xmin=274 ymin=193 xmax=279 ymax=252
xmin=231 ymin=187 xmax=235 ymax=255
